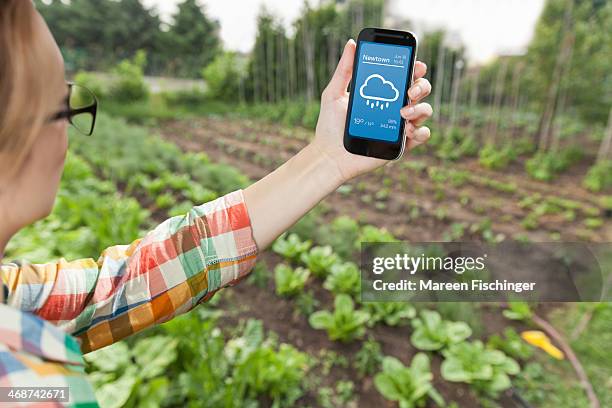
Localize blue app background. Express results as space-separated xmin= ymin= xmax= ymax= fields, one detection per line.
xmin=348 ymin=41 xmax=412 ymax=143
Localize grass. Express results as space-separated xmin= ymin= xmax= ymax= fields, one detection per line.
xmin=515 ymin=303 xmax=612 ymax=407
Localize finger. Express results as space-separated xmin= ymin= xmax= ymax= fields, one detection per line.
xmin=400 ymin=102 xmax=433 ymax=126
xmin=413 ymin=61 xmax=427 ymax=80
xmin=407 ymin=78 xmax=431 ymax=102
xmin=406 ymin=126 xmax=431 ymax=150
xmin=323 ymin=39 xmax=357 ymax=99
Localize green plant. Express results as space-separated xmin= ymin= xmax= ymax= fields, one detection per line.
xmin=85 ymin=336 xmax=178 ymax=408
xmin=155 ymin=192 xmax=177 ymax=209
xmin=410 ymin=310 xmax=472 ymax=351
xmin=302 ymin=102 xmax=321 ymax=129
xmin=354 ymin=337 xmax=383 ymax=377
xmin=441 ymin=341 xmax=520 ymax=398
xmin=295 ymin=290 xmax=320 ymax=316
xmin=272 ymin=233 xmax=312 ymax=262
xmin=487 ymin=328 xmax=533 ymax=360
xmin=74 ymin=70 xmax=107 ymax=100
xmin=202 ymin=51 xmax=244 ymax=101
xmin=309 ymin=294 xmax=370 ymax=342
xmin=357 ymin=225 xmax=396 ymax=247
xmin=479 ymin=143 xmax=516 ymax=169
xmin=299 ymin=245 xmax=339 ymax=278
xmin=274 ymin=264 xmax=309 ymax=297
xmin=374 ymin=353 xmax=444 ymax=408
xmin=583 ymin=160 xmax=612 ymax=192
xmin=111 ymin=50 xmax=149 ymax=103
xmin=526 ymin=148 xmax=583 ymax=181
xmin=366 ymin=302 xmax=416 ymax=326
xmin=317 ymin=380 xmax=356 ymax=408
xmin=503 ymin=301 xmax=533 ymax=321
xmin=323 ymin=262 xmax=360 ymax=297
xmin=318 ymin=216 xmax=360 ymax=259
xmin=247 ymin=261 xmax=269 ymax=289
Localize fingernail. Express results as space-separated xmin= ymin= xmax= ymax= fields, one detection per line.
xmin=414 ymin=129 xmax=429 ymax=142
xmin=402 ymin=107 xmax=415 ymax=117
xmin=410 ymin=86 xmax=422 ymax=98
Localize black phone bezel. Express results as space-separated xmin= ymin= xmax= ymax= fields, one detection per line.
xmin=343 ymin=27 xmax=417 ymax=160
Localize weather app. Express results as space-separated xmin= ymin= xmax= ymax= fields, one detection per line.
xmin=349 ymin=41 xmax=413 ymax=143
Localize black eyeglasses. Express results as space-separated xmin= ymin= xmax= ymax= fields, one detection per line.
xmin=49 ymin=82 xmax=98 ymax=136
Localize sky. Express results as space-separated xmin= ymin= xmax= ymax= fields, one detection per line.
xmin=142 ymin=0 xmax=546 ymax=63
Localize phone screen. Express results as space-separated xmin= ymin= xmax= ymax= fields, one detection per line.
xmin=348 ymin=41 xmax=413 ymax=143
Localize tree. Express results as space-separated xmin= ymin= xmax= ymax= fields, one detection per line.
xmin=35 ymin=0 xmax=162 ymax=72
xmin=524 ymin=0 xmax=611 ymax=124
xmin=162 ymin=0 xmax=221 ymax=77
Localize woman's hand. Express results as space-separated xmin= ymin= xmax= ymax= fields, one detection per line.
xmin=312 ymin=39 xmax=433 ymax=183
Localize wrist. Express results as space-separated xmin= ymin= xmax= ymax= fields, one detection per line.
xmin=302 ymin=142 xmax=346 ymax=190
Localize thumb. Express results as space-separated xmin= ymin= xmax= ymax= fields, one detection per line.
xmin=324 ymin=39 xmax=356 ymax=99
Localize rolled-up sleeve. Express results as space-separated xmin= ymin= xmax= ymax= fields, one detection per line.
xmin=1 ymin=190 xmax=258 ymax=353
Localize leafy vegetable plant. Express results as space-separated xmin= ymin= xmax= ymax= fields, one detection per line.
xmin=366 ymin=302 xmax=416 ymax=327
xmin=410 ymin=310 xmax=472 ymax=351
xmin=85 ymin=336 xmax=178 ymax=408
xmin=299 ymin=245 xmax=339 ymax=278
xmin=441 ymin=340 xmax=520 ymax=398
xmin=487 ymin=328 xmax=534 ymax=360
xmin=309 ymin=294 xmax=370 ymax=342
xmin=374 ymin=353 xmax=444 ymax=408
xmin=272 ymin=233 xmax=312 ymax=262
xmin=274 ymin=264 xmax=310 ymax=297
xmin=323 ymin=262 xmax=360 ymax=297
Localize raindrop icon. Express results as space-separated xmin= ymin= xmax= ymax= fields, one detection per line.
xmin=385 ymin=102 xmax=389 ymax=108
xmin=366 ymin=100 xmax=370 ymax=106
xmin=376 ymin=101 xmax=380 ymax=107
xmin=380 ymin=104 xmax=384 ymax=110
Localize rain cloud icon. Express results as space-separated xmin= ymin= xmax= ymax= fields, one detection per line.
xmin=359 ymin=74 xmax=399 ymax=110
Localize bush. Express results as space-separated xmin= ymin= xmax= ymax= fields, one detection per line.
xmin=111 ymin=50 xmax=149 ymax=103
xmin=526 ymin=147 xmax=583 ymax=182
xmin=73 ymin=71 xmax=107 ymax=100
xmin=162 ymin=88 xmax=208 ymax=107
xmin=583 ymin=160 xmax=612 ymax=192
xmin=202 ymin=51 xmax=244 ymax=101
xmin=302 ymin=102 xmax=321 ymax=129
xmin=479 ymin=143 xmax=516 ymax=170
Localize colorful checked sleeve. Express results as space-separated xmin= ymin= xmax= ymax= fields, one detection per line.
xmin=1 ymin=190 xmax=259 ymax=353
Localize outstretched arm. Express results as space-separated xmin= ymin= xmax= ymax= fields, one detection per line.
xmin=1 ymin=191 xmax=257 ymax=353
xmin=244 ymin=39 xmax=433 ymax=249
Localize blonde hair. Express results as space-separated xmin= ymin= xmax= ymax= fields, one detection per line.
xmin=0 ymin=0 xmax=60 ymax=180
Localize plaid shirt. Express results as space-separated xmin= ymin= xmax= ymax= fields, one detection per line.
xmin=0 ymin=190 xmax=258 ymax=407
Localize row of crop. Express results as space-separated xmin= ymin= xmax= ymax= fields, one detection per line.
xmin=5 ymin=116 xmax=320 ymax=407
xmin=223 ymin=101 xmax=611 ymax=191
xmin=65 ymin=112 xmax=419 ymax=407
xmin=268 ymin=226 xmax=530 ymax=406
xmin=196 ymin=120 xmax=610 ymax=242
xmin=85 ymin=308 xmax=311 ymax=408
xmin=73 ymin=62 xmax=611 ymax=194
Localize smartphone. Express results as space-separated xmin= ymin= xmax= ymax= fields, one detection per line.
xmin=344 ymin=28 xmax=417 ymax=160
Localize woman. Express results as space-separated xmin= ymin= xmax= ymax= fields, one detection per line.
xmin=0 ymin=1 xmax=432 ymax=405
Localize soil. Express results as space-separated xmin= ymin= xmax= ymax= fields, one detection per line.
xmin=158 ymin=117 xmax=611 ymax=243
xmin=137 ymin=116 xmax=594 ymax=407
